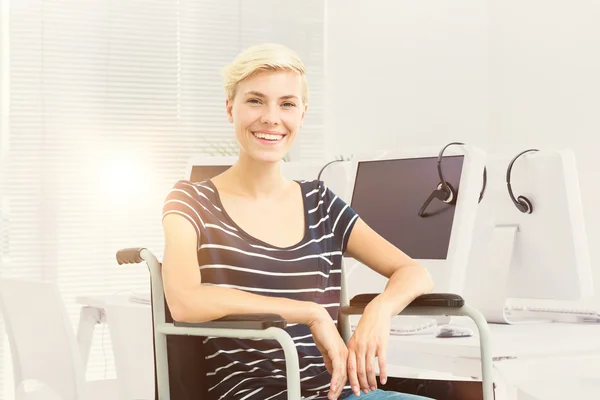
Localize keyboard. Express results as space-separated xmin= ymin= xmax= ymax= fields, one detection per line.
xmin=352 ymin=317 xmax=437 ymax=336
xmin=505 ymin=304 xmax=600 ymax=323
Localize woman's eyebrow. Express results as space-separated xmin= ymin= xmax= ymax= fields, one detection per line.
xmin=244 ymin=91 xmax=298 ymax=100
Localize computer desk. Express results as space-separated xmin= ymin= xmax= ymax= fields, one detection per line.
xmin=76 ymin=294 xmax=154 ymax=400
xmin=77 ymin=295 xmax=600 ymax=400
xmin=382 ymin=317 xmax=600 ymax=399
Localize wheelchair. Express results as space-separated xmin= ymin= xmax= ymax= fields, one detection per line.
xmin=116 ymin=247 xmax=494 ymax=400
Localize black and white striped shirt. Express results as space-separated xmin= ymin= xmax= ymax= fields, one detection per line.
xmin=163 ymin=179 xmax=359 ymax=400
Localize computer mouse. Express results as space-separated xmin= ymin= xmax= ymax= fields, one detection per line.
xmin=435 ymin=324 xmax=474 ymax=338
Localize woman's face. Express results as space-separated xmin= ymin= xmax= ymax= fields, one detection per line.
xmin=227 ymin=70 xmax=306 ymax=163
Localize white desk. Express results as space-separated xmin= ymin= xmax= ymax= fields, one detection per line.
xmin=383 ymin=317 xmax=600 ymax=399
xmin=77 ymin=296 xmax=600 ymax=400
xmin=492 ymin=353 xmax=600 ymax=399
xmin=76 ymin=294 xmax=154 ymax=400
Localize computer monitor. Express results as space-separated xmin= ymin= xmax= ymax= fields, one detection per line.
xmin=344 ymin=146 xmax=487 ymax=295
xmin=462 ymin=149 xmax=594 ymax=323
xmin=184 ymin=156 xmax=237 ymax=182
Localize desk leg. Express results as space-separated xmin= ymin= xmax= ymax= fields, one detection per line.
xmin=77 ymin=306 xmax=103 ymax=370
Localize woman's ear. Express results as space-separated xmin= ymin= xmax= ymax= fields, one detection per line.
xmin=226 ymin=98 xmax=234 ymax=123
xmin=300 ymin=105 xmax=308 ymax=128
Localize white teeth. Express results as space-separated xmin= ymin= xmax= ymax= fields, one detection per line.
xmin=254 ymin=132 xmax=283 ymax=141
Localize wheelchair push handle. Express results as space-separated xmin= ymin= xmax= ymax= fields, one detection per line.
xmin=116 ymin=247 xmax=147 ymax=265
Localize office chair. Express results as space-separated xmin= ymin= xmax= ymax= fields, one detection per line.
xmin=0 ymin=279 xmax=118 ymax=400
xmin=116 ymin=248 xmax=494 ymax=400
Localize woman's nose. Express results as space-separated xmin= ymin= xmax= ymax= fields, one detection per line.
xmin=260 ymin=105 xmax=280 ymax=125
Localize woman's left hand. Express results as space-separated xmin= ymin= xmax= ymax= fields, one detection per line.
xmin=346 ymin=299 xmax=391 ymax=396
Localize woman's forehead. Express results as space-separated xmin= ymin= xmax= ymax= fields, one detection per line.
xmin=239 ymin=70 xmax=302 ymax=97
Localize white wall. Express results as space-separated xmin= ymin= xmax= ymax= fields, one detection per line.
xmin=325 ymin=0 xmax=490 ymax=157
xmin=325 ymin=0 xmax=600 ymax=301
xmin=488 ymin=1 xmax=600 ymax=302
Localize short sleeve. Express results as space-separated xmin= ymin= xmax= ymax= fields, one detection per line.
xmin=162 ymin=180 xmax=205 ymax=244
xmin=319 ymin=181 xmax=360 ymax=253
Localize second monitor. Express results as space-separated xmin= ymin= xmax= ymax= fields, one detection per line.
xmin=463 ymin=149 xmax=594 ymax=323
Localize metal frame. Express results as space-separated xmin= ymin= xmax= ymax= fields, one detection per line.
xmin=126 ymin=248 xmax=494 ymax=400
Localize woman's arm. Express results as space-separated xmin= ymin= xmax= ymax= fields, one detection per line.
xmin=345 ymin=217 xmax=434 ymax=313
xmin=343 ymin=218 xmax=434 ymax=396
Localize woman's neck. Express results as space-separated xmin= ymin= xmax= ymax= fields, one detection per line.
xmin=225 ymin=152 xmax=288 ymax=199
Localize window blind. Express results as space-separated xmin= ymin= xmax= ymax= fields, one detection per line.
xmin=0 ymin=0 xmax=325 ymax=396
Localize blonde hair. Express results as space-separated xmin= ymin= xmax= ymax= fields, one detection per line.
xmin=221 ymin=43 xmax=309 ymax=106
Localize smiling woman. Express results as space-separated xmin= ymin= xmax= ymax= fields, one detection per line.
xmin=161 ymin=43 xmax=434 ymax=400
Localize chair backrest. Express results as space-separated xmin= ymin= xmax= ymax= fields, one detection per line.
xmin=144 ymin=250 xmax=209 ymax=398
xmin=0 ymin=279 xmax=85 ymax=400
xmin=158 ymin=294 xmax=207 ymax=399
xmin=184 ymin=156 xmax=237 ymax=182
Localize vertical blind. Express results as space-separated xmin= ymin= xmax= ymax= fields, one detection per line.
xmin=0 ymin=0 xmax=325 ymax=396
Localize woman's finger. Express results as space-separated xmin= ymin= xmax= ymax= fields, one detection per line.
xmin=347 ymin=348 xmax=361 ymax=397
xmin=356 ymin=344 xmax=370 ymax=393
xmin=366 ymin=344 xmax=378 ymax=391
xmin=336 ymin=349 xmax=348 ymax=399
xmin=328 ymin=350 xmax=345 ymax=400
xmin=378 ymin=344 xmax=388 ymax=385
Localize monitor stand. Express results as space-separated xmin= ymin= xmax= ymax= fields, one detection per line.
xmin=466 ymin=225 xmax=547 ymax=324
xmin=475 ymin=225 xmax=520 ymax=323
xmin=468 ymin=225 xmax=573 ymax=324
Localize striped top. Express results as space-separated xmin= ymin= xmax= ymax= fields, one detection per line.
xmin=163 ymin=178 xmax=359 ymax=400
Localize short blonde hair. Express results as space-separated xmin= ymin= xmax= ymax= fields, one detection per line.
xmin=221 ymin=43 xmax=309 ymax=106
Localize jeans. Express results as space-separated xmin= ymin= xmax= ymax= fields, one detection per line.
xmin=342 ymin=389 xmax=434 ymax=400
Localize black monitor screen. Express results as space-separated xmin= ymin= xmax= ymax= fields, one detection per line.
xmin=189 ymin=165 xmax=231 ymax=183
xmin=350 ymin=156 xmax=464 ymax=260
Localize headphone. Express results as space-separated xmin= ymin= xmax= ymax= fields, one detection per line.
xmin=506 ymin=148 xmax=538 ymax=214
xmin=418 ymin=141 xmax=487 ymax=218
xmin=317 ymin=159 xmax=344 ymax=184
xmin=315 ymin=159 xmax=345 ymax=199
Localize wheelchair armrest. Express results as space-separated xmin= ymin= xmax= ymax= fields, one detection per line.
xmin=349 ymin=292 xmax=464 ymax=310
xmin=174 ymin=313 xmax=287 ymax=330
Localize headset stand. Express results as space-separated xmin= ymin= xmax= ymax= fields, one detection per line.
xmin=475 ymin=224 xmax=518 ymax=324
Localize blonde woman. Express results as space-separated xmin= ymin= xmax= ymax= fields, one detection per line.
xmin=162 ymin=43 xmax=434 ymax=400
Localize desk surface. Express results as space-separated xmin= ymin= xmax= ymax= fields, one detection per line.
xmin=76 ymin=293 xmax=149 ymax=309
xmin=387 ymin=317 xmax=600 ymax=360
xmin=494 ymin=353 xmax=600 ymax=399
xmin=78 ymin=295 xmax=600 ymax=361
xmin=78 ymin=294 xmax=600 ymax=393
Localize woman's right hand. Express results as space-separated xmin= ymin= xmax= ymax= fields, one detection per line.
xmin=308 ymin=307 xmax=349 ymax=400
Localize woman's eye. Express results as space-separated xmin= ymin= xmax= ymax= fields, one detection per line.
xmin=282 ymin=102 xmax=296 ymax=107
xmin=248 ymin=99 xmax=261 ymax=104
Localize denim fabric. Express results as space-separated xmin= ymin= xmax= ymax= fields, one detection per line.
xmin=342 ymin=389 xmax=434 ymax=400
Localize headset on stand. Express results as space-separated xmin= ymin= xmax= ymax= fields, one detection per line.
xmin=418 ymin=142 xmax=487 ymax=218
xmin=506 ymin=148 xmax=539 ymax=214
xmin=317 ymin=159 xmax=345 ymax=187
